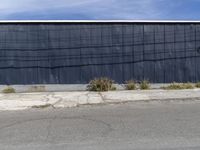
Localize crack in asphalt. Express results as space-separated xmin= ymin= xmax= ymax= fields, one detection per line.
xmin=0 ymin=116 xmax=114 ymax=137
xmin=45 ymin=115 xmax=57 ymax=142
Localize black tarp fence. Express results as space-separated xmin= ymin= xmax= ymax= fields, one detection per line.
xmin=0 ymin=22 xmax=200 ymax=84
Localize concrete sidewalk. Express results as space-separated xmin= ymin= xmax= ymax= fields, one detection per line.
xmin=0 ymin=89 xmax=200 ymax=110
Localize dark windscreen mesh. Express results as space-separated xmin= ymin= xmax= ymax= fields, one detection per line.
xmin=0 ymin=23 xmax=199 ymax=84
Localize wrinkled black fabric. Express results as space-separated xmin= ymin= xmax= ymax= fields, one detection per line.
xmin=0 ymin=23 xmax=199 ymax=84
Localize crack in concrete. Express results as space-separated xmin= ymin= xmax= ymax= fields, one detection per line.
xmin=50 ymin=93 xmax=64 ymax=108
xmin=98 ymin=92 xmax=106 ymax=102
xmin=44 ymin=93 xmax=52 ymax=103
xmin=32 ymin=93 xmax=64 ymax=109
xmin=76 ymin=92 xmax=90 ymax=105
xmin=2 ymin=90 xmax=200 ymax=111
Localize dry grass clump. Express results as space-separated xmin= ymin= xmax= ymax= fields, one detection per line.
xmin=139 ymin=80 xmax=150 ymax=90
xmin=2 ymin=86 xmax=16 ymax=93
xmin=124 ymin=80 xmax=137 ymax=90
xmin=87 ymin=77 xmax=116 ymax=92
xmin=195 ymin=82 xmax=200 ymax=88
xmin=162 ymin=82 xmax=194 ymax=90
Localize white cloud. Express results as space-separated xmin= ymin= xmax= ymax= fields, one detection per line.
xmin=0 ymin=0 xmax=100 ymax=11
xmin=0 ymin=0 xmax=166 ymax=19
xmin=82 ymin=0 xmax=163 ymax=19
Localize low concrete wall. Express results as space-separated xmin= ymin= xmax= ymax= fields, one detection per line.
xmin=0 ymin=84 xmax=87 ymax=93
xmin=0 ymin=84 xmax=171 ymax=93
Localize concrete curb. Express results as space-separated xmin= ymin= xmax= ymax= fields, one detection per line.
xmin=0 ymin=89 xmax=200 ymax=111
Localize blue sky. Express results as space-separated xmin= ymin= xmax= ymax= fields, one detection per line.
xmin=0 ymin=0 xmax=200 ymax=20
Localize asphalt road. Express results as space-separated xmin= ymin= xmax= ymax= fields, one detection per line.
xmin=0 ymin=101 xmax=200 ymax=150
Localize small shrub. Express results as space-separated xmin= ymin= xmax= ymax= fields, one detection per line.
xmin=139 ymin=80 xmax=150 ymax=90
xmin=162 ymin=82 xmax=194 ymax=90
xmin=162 ymin=82 xmax=182 ymax=90
xmin=125 ymin=80 xmax=137 ymax=90
xmin=183 ymin=83 xmax=194 ymax=89
xmin=195 ymin=82 xmax=200 ymax=88
xmin=110 ymin=86 xmax=117 ymax=91
xmin=2 ymin=86 xmax=16 ymax=93
xmin=87 ymin=77 xmax=116 ymax=92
